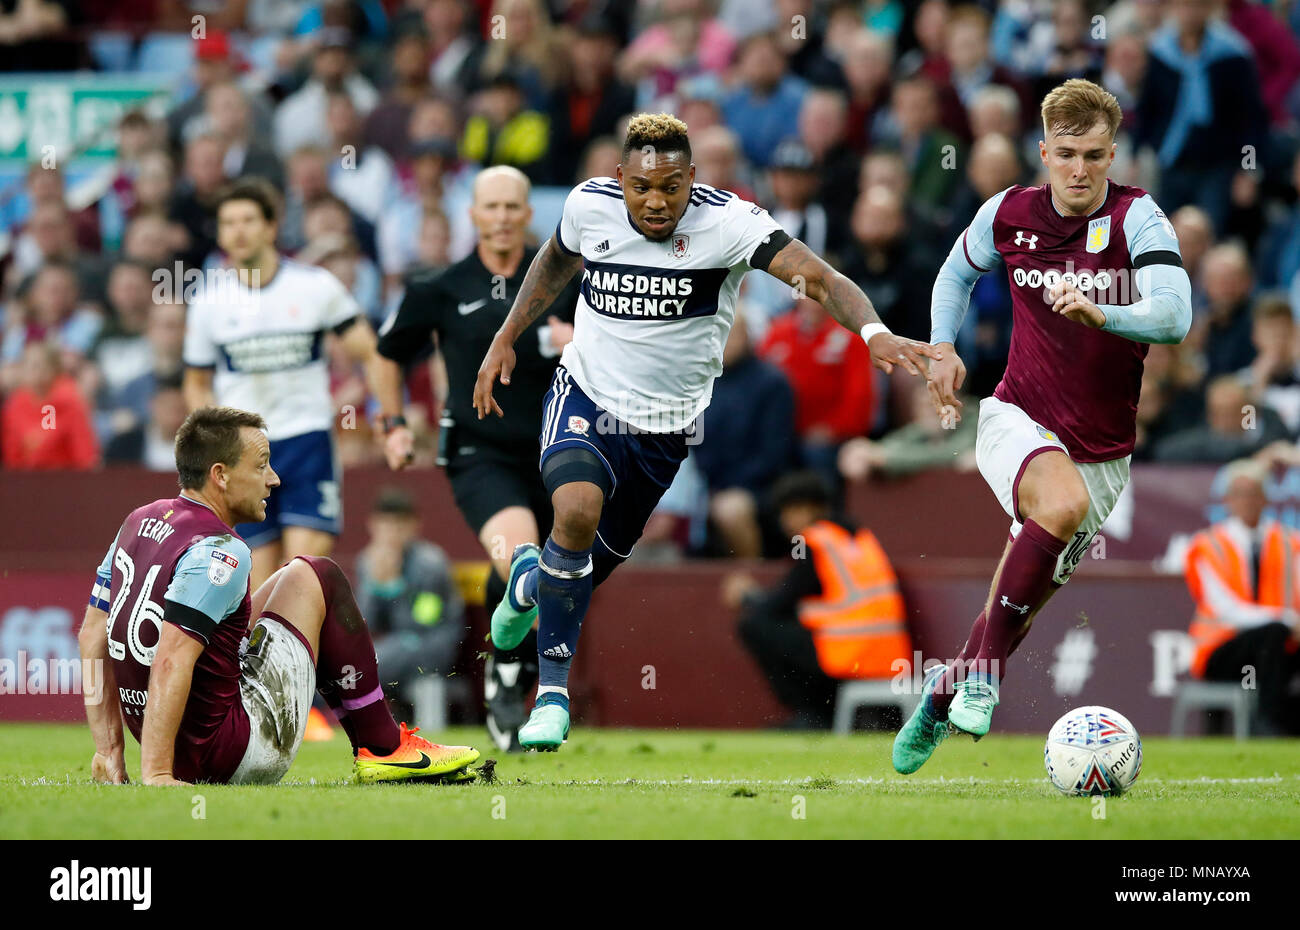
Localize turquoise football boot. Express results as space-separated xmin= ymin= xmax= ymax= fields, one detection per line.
xmin=892 ymin=664 xmax=953 ymax=774
xmin=491 ymin=543 xmax=539 ymax=651
xmin=518 ymin=692 xmax=570 ymax=752
xmin=947 ymin=673 xmax=1000 ymax=738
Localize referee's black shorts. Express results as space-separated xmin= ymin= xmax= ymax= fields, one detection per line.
xmin=445 ymin=445 xmax=553 ymax=538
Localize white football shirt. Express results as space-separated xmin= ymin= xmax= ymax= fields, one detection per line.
xmin=554 ymin=177 xmax=784 ymax=433
xmin=183 ymin=257 xmax=361 ymax=441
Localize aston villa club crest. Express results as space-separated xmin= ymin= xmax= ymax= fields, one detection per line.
xmin=208 ymin=549 xmax=239 ymax=586
xmin=1086 ymin=215 xmax=1111 ymax=253
xmin=565 ymin=415 xmax=591 ymax=436
xmin=671 ymin=234 xmax=690 ymax=258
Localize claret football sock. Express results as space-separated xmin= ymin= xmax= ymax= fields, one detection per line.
xmin=974 ymin=518 xmax=1066 ymax=676
xmin=536 ymin=538 xmax=593 ymax=691
xmin=307 ymin=559 xmax=401 ymax=756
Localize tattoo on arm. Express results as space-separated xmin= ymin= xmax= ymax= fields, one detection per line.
xmin=764 ymin=239 xmax=880 ymax=332
xmin=500 ymin=238 xmax=583 ymax=342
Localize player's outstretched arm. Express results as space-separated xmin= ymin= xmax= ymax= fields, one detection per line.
xmin=140 ymin=623 xmax=204 ymax=786
xmin=474 ymin=236 xmax=583 ymax=418
xmin=77 ymin=605 xmax=129 ymax=784
xmin=762 ymin=238 xmax=941 ymax=376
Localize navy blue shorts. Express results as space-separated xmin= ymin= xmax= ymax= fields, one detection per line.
xmin=539 ymin=367 xmax=688 ymax=569
xmin=238 ymin=429 xmax=342 ymax=548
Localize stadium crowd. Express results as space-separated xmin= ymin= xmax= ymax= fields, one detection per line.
xmin=2 ymin=0 xmax=1300 ymax=558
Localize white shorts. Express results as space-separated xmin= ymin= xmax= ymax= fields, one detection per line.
xmin=974 ymin=396 xmax=1131 ymax=585
xmin=229 ymin=616 xmax=317 ymax=785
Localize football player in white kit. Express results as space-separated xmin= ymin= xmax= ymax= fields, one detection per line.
xmin=183 ymin=177 xmax=390 ymax=590
xmin=473 ymin=114 xmax=939 ymax=749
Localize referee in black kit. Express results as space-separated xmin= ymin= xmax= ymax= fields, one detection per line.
xmin=374 ymin=165 xmax=579 ymax=751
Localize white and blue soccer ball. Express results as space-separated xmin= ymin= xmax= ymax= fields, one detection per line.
xmin=1044 ymin=706 xmax=1142 ymax=796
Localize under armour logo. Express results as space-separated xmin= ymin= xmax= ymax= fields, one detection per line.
xmin=594 ymin=239 xmax=609 ymax=254
xmin=1014 ymin=231 xmax=1038 ymax=250
xmin=1001 ymin=595 xmax=1031 ymax=615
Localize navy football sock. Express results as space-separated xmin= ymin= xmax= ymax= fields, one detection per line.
xmin=536 ymin=537 xmax=593 ymax=691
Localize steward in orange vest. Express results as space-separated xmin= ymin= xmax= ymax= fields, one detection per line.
xmin=731 ymin=472 xmax=912 ymax=728
xmin=1182 ymin=461 xmax=1300 ymax=734
xmin=799 ymin=520 xmax=912 ymax=678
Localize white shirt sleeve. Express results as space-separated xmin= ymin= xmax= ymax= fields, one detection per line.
xmin=182 ymin=299 xmax=217 ymax=368
xmin=719 ymin=197 xmax=785 ymax=269
xmin=554 ymin=182 xmax=587 ymax=256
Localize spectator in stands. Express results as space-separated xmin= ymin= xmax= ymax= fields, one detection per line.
xmin=772 ymin=0 xmax=844 ymax=90
xmin=326 ymin=90 xmax=397 ymax=226
xmin=2 ymin=340 xmax=99 ymax=469
xmin=725 ymin=470 xmax=911 ymax=729
xmin=1172 ymin=204 xmax=1214 ymax=314
xmin=547 ymin=14 xmax=636 ymax=180
xmin=2 ymin=263 xmax=101 ymax=365
xmin=364 ymin=26 xmax=435 ymax=161
xmin=168 ymin=32 xmax=254 ymax=148
xmin=840 ymin=184 xmax=937 ymax=342
xmin=876 ymin=75 xmax=963 ymax=214
xmin=300 ymin=196 xmax=382 ymax=316
xmin=354 ymin=487 xmax=467 ymax=694
xmin=20 ymin=162 xmax=100 ymax=256
xmin=1239 ymin=295 xmax=1300 ymax=435
xmin=1257 ymin=149 xmax=1300 ymax=293
xmin=759 ymin=296 xmax=874 ymax=487
xmin=274 ymin=29 xmax=379 ymax=158
xmin=765 ymin=138 xmax=831 ymax=263
xmin=691 ymin=125 xmax=757 ymax=203
xmin=694 ymin=314 xmax=796 ymax=559
xmin=460 ymin=70 xmax=551 ymax=183
xmin=943 ymin=4 xmax=1032 ymax=127
xmin=379 ymin=136 xmax=463 ymax=297
xmin=947 ymin=131 xmax=1024 ymax=239
xmin=839 ymin=377 xmax=978 ymax=480
xmin=721 ymin=31 xmax=808 ymax=170
xmin=577 ymin=135 xmax=623 ymax=184
xmin=1198 ymin=242 xmax=1257 ymax=378
xmin=1155 ymin=374 xmax=1290 ymax=462
xmin=1027 ymin=0 xmax=1104 ymax=101
xmin=1133 ymin=342 xmax=1206 ymax=461
xmin=967 ymin=84 xmax=1023 ymax=151
xmin=1225 ymin=0 xmax=1300 ymax=129
xmin=478 ymin=0 xmax=566 ymax=109
xmin=675 ymin=73 xmax=725 ymax=134
xmin=92 ymin=261 xmax=155 ymax=411
xmin=1134 ymin=0 xmax=1266 ymax=230
xmin=205 ymin=82 xmax=284 ymax=192
xmin=618 ymin=0 xmax=737 ymax=101
xmin=1101 ymin=29 xmax=1148 ymax=115
xmin=797 ymin=88 xmax=859 ymax=244
xmin=120 ymin=211 xmax=180 ymax=273
xmin=1183 ymin=458 xmax=1300 ymax=735
xmin=0 ymin=0 xmax=81 ymax=72
xmin=167 ymin=134 xmax=229 ymax=269
xmin=101 ymin=301 xmax=187 ymax=455
xmin=103 ymin=372 xmax=186 ymax=470
xmin=280 ymin=146 xmax=333 ymax=254
xmin=838 ymin=29 xmax=893 ymax=154
xmin=10 ymin=200 xmax=106 ymax=304
xmin=421 ymin=0 xmax=484 ymax=102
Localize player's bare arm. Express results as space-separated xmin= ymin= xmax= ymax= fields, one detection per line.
xmin=763 ymin=237 xmax=941 ymax=376
xmin=140 ymin=624 xmax=205 ymax=786
xmin=182 ymin=366 xmax=216 ymax=411
xmin=474 ymin=236 xmax=582 ymax=418
xmin=78 ymin=604 xmax=129 ymax=784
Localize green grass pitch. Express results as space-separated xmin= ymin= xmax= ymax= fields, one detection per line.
xmin=3 ymin=723 xmax=1298 ymax=839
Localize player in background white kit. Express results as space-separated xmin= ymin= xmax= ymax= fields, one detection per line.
xmin=473 ymin=114 xmax=939 ymax=749
xmin=183 ymin=178 xmax=391 ymax=590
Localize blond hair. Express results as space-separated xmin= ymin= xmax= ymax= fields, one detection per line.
xmin=1041 ymin=79 xmax=1122 ymax=140
xmin=623 ymin=113 xmax=691 ymax=161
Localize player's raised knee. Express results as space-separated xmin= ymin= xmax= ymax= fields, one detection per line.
xmin=551 ymin=482 xmax=603 ymax=547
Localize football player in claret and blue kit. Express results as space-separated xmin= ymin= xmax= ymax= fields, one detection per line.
xmin=473 ymin=112 xmax=938 ymax=750
xmin=893 ymin=79 xmax=1193 ymax=774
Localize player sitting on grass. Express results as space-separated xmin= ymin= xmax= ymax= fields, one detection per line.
xmin=79 ymin=405 xmax=480 ymax=785
xmin=473 ymin=113 xmax=938 ymax=750
xmin=893 ymin=79 xmax=1192 ymax=773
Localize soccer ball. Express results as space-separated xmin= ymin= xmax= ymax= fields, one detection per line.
xmin=1044 ymin=706 xmax=1142 ymax=796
